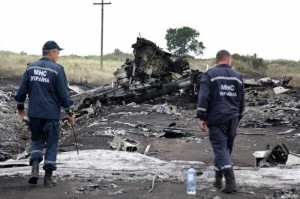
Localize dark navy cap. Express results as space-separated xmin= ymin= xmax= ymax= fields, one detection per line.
xmin=42 ymin=40 xmax=64 ymax=51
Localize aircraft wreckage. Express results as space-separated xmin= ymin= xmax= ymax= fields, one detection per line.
xmin=71 ymin=37 xmax=203 ymax=109
xmin=71 ymin=37 xmax=296 ymax=111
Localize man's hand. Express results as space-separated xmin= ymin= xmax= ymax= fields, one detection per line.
xmin=68 ymin=114 xmax=76 ymax=125
xmin=199 ymin=120 xmax=208 ymax=131
xmin=17 ymin=110 xmax=26 ymax=120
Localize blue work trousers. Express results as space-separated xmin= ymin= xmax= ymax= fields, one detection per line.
xmin=29 ymin=118 xmax=60 ymax=171
xmin=208 ymin=117 xmax=238 ymax=171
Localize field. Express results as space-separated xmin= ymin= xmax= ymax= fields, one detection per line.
xmin=1 ymin=50 xmax=299 ymax=87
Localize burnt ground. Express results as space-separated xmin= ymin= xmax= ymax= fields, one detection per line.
xmin=0 ymin=76 xmax=300 ymax=199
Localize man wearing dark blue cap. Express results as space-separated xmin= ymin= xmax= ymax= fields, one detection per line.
xmin=15 ymin=40 xmax=75 ymax=186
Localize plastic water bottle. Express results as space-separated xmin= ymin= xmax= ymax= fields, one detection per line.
xmin=187 ymin=166 xmax=196 ymax=195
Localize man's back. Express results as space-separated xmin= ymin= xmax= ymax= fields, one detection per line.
xmin=197 ymin=64 xmax=245 ymax=125
xmin=15 ymin=57 xmax=73 ymax=120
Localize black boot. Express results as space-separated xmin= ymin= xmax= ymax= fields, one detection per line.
xmin=221 ymin=168 xmax=237 ymax=193
xmin=28 ymin=160 xmax=39 ymax=184
xmin=213 ymin=170 xmax=223 ymax=189
xmin=44 ymin=170 xmax=56 ymax=186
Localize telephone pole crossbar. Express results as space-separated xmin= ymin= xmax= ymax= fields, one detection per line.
xmin=93 ymin=1 xmax=111 ymax=70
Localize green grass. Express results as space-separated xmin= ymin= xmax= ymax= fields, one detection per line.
xmin=0 ymin=50 xmax=299 ymax=87
xmin=0 ymin=51 xmax=123 ymax=85
xmin=265 ymin=63 xmax=300 ymax=87
xmin=59 ymin=56 xmax=121 ymax=84
xmin=0 ymin=51 xmax=38 ymax=77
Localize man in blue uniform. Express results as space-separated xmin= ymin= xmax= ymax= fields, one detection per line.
xmin=15 ymin=41 xmax=75 ymax=186
xmin=197 ymin=50 xmax=245 ymax=193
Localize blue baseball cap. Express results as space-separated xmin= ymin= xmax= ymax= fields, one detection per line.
xmin=42 ymin=40 xmax=64 ymax=51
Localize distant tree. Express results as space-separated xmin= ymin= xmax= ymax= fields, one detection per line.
xmin=165 ymin=26 xmax=205 ymax=57
xmin=113 ymin=48 xmax=123 ymax=55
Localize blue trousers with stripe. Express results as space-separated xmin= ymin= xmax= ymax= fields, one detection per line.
xmin=208 ymin=117 xmax=238 ymax=171
xmin=29 ymin=118 xmax=60 ymax=171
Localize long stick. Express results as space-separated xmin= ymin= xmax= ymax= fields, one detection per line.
xmin=147 ymin=173 xmax=157 ymax=194
xmin=71 ymin=125 xmax=79 ymax=155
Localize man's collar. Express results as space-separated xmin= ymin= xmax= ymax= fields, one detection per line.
xmin=216 ymin=64 xmax=231 ymax=68
xmin=40 ymin=57 xmax=52 ymax=61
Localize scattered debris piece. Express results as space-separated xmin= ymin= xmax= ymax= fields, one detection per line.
xmin=273 ymin=86 xmax=291 ymax=94
xmin=278 ymin=129 xmax=296 ymax=135
xmin=162 ymin=128 xmax=188 ymax=138
xmin=273 ymin=187 xmax=300 ymax=199
xmin=108 ymin=189 xmax=125 ymax=195
xmin=147 ymin=174 xmax=157 ymax=194
xmin=0 ymin=150 xmax=12 ymax=162
xmin=74 ymin=183 xmax=119 ymax=194
xmin=144 ymin=145 xmax=151 ymax=155
xmin=253 ymin=143 xmax=291 ymax=167
xmin=109 ymin=136 xmax=140 ymax=152
xmin=266 ymin=143 xmax=289 ymax=165
xmin=253 ymin=150 xmax=270 ymax=167
xmin=15 ymin=150 xmax=29 ymax=160
xmin=286 ymin=153 xmax=300 ymax=166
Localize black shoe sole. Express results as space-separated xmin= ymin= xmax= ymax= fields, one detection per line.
xmin=213 ymin=182 xmax=222 ymax=189
xmin=221 ymin=189 xmax=237 ymax=193
xmin=28 ymin=177 xmax=38 ymax=184
xmin=44 ymin=182 xmax=57 ymax=187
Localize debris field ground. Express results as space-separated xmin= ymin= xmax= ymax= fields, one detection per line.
xmin=0 ymin=76 xmax=300 ymax=199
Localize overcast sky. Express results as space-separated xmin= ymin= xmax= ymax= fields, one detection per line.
xmin=0 ymin=0 xmax=299 ymax=60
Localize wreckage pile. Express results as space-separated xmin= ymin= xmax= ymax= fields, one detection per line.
xmin=0 ymin=81 xmax=29 ymax=161
xmin=71 ymin=37 xmax=203 ymax=109
xmin=70 ymin=37 xmax=300 ymax=131
xmin=241 ymin=76 xmax=300 ymax=129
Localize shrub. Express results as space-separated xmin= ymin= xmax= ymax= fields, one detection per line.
xmin=232 ymin=53 xmax=267 ymax=71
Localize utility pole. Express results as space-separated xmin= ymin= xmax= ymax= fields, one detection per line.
xmin=93 ymin=0 xmax=111 ymax=70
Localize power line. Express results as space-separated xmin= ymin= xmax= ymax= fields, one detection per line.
xmin=93 ymin=1 xmax=111 ymax=70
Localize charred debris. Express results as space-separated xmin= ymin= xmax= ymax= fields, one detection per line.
xmin=241 ymin=76 xmax=300 ymax=129
xmin=70 ymin=37 xmax=299 ymax=129
xmin=71 ymin=37 xmax=203 ymax=109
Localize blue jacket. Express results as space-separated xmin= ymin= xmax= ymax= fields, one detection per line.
xmin=197 ymin=64 xmax=245 ymax=125
xmin=15 ymin=57 xmax=74 ymax=120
